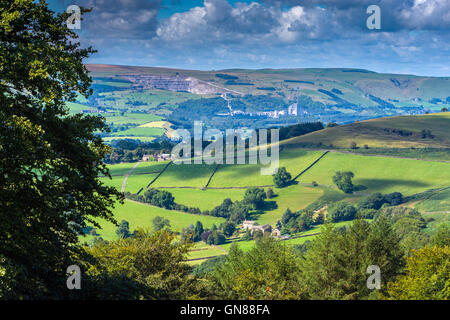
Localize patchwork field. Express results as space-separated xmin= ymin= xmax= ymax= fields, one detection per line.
xmin=283 ymin=112 xmax=450 ymax=149
xmin=299 ymin=152 xmax=450 ymax=195
xmin=256 ymin=185 xmax=323 ymax=225
xmin=169 ymin=188 xmax=247 ymax=211
xmin=208 ymin=149 xmax=325 ymax=188
xmin=93 ymin=145 xmax=449 ymax=246
xmin=82 ymin=200 xmax=225 ymax=241
xmin=151 ymin=163 xmax=216 ymax=188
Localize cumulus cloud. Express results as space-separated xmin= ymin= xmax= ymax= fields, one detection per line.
xmin=47 ymin=0 xmax=449 ymax=76
xmin=77 ymin=0 xmax=161 ymax=39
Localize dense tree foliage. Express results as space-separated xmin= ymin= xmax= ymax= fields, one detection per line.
xmin=332 ymin=171 xmax=355 ymax=194
xmin=86 ymin=230 xmax=212 ymax=299
xmin=299 ymin=218 xmax=404 ymax=299
xmin=328 ymin=202 xmax=357 ymax=222
xmin=273 ymin=167 xmax=292 ymax=188
xmin=280 ymin=209 xmax=316 ymax=234
xmin=152 ymin=216 xmax=171 ymax=232
xmin=212 ymin=236 xmax=305 ymax=299
xmin=385 ymin=245 xmax=449 ymax=300
xmin=0 ymin=0 xmax=123 ymax=298
xmin=243 ymin=187 xmax=267 ymax=210
xmin=116 ymin=220 xmax=132 ymax=239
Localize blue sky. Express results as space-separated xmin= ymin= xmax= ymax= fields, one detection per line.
xmin=49 ymin=0 xmax=450 ymax=76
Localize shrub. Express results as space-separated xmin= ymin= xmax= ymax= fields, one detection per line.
xmin=328 ymin=202 xmax=357 ymax=222
xmin=273 ymin=167 xmax=292 ymax=188
xmin=332 ymin=171 xmax=355 ymax=194
xmin=243 ymin=187 xmax=266 ymax=210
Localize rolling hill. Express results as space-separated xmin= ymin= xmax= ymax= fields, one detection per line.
xmin=76 ymin=64 xmax=450 ymax=141
xmin=282 ymin=112 xmax=450 ymax=149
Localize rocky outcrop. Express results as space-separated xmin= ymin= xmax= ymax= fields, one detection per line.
xmin=120 ymin=74 xmax=239 ymax=95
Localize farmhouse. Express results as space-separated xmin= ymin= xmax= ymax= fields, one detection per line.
xmin=253 ymin=224 xmax=272 ymax=234
xmin=142 ymin=154 xmax=152 ymax=161
xmin=272 ymin=228 xmax=281 ymax=238
xmin=242 ymin=220 xmax=256 ymax=229
xmin=241 ymin=221 xmax=273 ymax=235
xmin=155 ymin=153 xmax=172 ymax=161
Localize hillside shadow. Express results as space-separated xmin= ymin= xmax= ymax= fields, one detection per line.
xmin=356 ymin=178 xmax=429 ymax=190
xmin=353 ymin=185 xmax=368 ymax=191
xmin=263 ymin=200 xmax=278 ymax=211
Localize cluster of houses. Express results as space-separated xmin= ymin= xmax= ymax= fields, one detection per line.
xmin=142 ymin=153 xmax=173 ymax=162
xmin=241 ymin=220 xmax=281 ymax=238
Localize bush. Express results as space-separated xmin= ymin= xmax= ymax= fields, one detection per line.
xmin=266 ymin=188 xmax=275 ymax=199
xmin=328 ymin=202 xmax=357 ymax=222
xmin=358 ymin=208 xmax=378 ymax=219
xmin=243 ymin=187 xmax=266 ymax=210
xmin=223 ymin=221 xmax=236 ymax=237
xmin=273 ymin=167 xmax=292 ymax=188
xmin=144 ymin=189 xmax=175 ymax=209
xmin=116 ymin=220 xmax=131 ymax=239
xmin=207 ymin=231 xmax=226 ymax=245
xmin=332 ymin=171 xmax=355 ymax=194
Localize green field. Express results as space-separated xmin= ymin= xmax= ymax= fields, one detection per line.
xmin=169 ymin=188 xmax=246 ymax=211
xmin=415 ymin=188 xmax=450 ymax=213
xmin=84 ymin=200 xmax=225 ymax=241
xmin=284 ymin=113 xmax=450 ymax=149
xmin=151 ymin=163 xmax=216 ymax=188
xmin=102 ymin=136 xmax=156 ymax=142
xmin=299 ymin=152 xmax=450 ymax=195
xmin=208 ymin=149 xmax=324 ymax=188
xmin=422 ymin=212 xmax=450 ymax=235
xmin=256 ymin=185 xmax=323 ymax=225
xmin=110 ymin=126 xmax=166 ymax=137
xmin=103 ymin=112 xmax=162 ymax=125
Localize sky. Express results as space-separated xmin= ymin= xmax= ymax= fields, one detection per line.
xmin=49 ymin=0 xmax=450 ymax=76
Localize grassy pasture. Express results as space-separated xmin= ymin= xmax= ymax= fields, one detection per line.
xmin=208 ymin=149 xmax=324 ymax=188
xmin=151 ymin=163 xmax=216 ymax=188
xmin=256 ymin=185 xmax=323 ymax=225
xmin=110 ymin=126 xmax=165 ymax=137
xmin=103 ymin=112 xmax=162 ymax=125
xmin=102 ymin=136 xmax=156 ymax=143
xmin=283 ymin=112 xmax=450 ymax=149
xmin=66 ymin=102 xmax=95 ymax=114
xmin=83 ymin=200 xmax=225 ymax=241
xmin=169 ymin=188 xmax=246 ymax=211
xmin=415 ymin=188 xmax=450 ymax=213
xmin=125 ymin=174 xmax=159 ymax=193
xmin=105 ymin=162 xmax=141 ymax=176
xmin=422 ymin=212 xmax=450 ymax=235
xmin=99 ymin=176 xmax=123 ymax=192
xmin=299 ymin=152 xmax=450 ymax=195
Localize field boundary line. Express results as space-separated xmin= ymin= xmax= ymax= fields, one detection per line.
xmin=138 ymin=161 xmax=173 ymax=194
xmin=212 ymin=244 xmax=228 ymax=254
xmin=204 ymin=165 xmax=221 ymax=189
xmin=121 ymin=161 xmax=141 ymax=193
xmin=291 ymin=150 xmax=330 ymax=182
xmin=183 ymin=254 xmax=225 ymax=262
xmin=184 ymin=232 xmax=322 ymax=262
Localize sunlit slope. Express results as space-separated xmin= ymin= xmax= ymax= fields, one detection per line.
xmin=282 ymin=112 xmax=450 ymax=148
xmin=299 ymin=152 xmax=450 ymax=195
